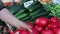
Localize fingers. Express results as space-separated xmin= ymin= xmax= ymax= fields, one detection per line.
xmin=25 ymin=26 xmax=32 ymax=32
xmin=20 ymin=23 xmax=32 ymax=32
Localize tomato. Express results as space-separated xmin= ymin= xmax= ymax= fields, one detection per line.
xmin=41 ymin=29 xmax=54 ymax=34
xmin=35 ymin=17 xmax=49 ymax=27
xmin=35 ymin=26 xmax=43 ymax=32
xmin=51 ymin=17 xmax=59 ymax=23
xmin=54 ymin=28 xmax=60 ymax=34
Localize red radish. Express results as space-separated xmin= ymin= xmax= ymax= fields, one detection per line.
xmin=32 ymin=29 xmax=39 ymax=34
xmin=2 ymin=0 xmax=13 ymax=6
xmin=35 ymin=26 xmax=43 ymax=32
xmin=20 ymin=29 xmax=30 ymax=34
xmin=45 ymin=27 xmax=49 ymax=30
xmin=35 ymin=17 xmax=49 ymax=27
xmin=51 ymin=17 xmax=59 ymax=23
xmin=26 ymin=22 xmax=34 ymax=29
xmin=47 ymin=22 xmax=59 ymax=29
xmin=14 ymin=29 xmax=20 ymax=34
xmin=14 ymin=29 xmax=30 ymax=34
xmin=41 ymin=29 xmax=54 ymax=34
xmin=8 ymin=28 xmax=13 ymax=34
xmin=54 ymin=28 xmax=60 ymax=34
xmin=58 ymin=21 xmax=60 ymax=27
xmin=14 ymin=0 xmax=21 ymax=4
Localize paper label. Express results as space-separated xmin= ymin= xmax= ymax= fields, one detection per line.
xmin=24 ymin=0 xmax=33 ymax=8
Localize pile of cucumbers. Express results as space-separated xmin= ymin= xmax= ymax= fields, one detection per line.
xmin=7 ymin=1 xmax=50 ymax=22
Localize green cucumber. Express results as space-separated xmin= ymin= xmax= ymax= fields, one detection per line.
xmin=30 ymin=8 xmax=44 ymax=16
xmin=26 ymin=1 xmax=38 ymax=9
xmin=29 ymin=5 xmax=41 ymax=11
xmin=21 ymin=16 xmax=31 ymax=21
xmin=16 ymin=13 xmax=28 ymax=19
xmin=15 ymin=9 xmax=25 ymax=16
xmin=27 ymin=2 xmax=42 ymax=12
xmin=33 ymin=11 xmax=50 ymax=18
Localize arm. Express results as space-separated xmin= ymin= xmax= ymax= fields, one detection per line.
xmin=0 ymin=1 xmax=32 ymax=32
xmin=0 ymin=8 xmax=32 ymax=32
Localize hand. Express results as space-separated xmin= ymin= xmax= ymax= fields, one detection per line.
xmin=17 ymin=22 xmax=32 ymax=32
xmin=0 ymin=8 xmax=32 ymax=32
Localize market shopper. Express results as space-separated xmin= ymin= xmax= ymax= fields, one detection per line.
xmin=0 ymin=0 xmax=32 ymax=32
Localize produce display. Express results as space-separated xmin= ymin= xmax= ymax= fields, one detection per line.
xmin=0 ymin=0 xmax=60 ymax=34
xmin=13 ymin=17 xmax=60 ymax=34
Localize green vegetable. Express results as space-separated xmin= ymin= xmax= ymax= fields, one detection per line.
xmin=16 ymin=13 xmax=28 ymax=19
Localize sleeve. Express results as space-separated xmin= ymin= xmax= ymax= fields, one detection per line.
xmin=0 ymin=2 xmax=6 ymax=10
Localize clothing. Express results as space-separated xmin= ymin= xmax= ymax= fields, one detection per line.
xmin=0 ymin=2 xmax=6 ymax=10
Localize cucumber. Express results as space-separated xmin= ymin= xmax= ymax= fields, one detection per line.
xmin=14 ymin=5 xmax=26 ymax=15
xmin=21 ymin=16 xmax=31 ymax=22
xmin=30 ymin=8 xmax=44 ymax=16
xmin=29 ymin=5 xmax=41 ymax=12
xmin=15 ymin=9 xmax=25 ymax=16
xmin=16 ymin=13 xmax=28 ymax=19
xmin=26 ymin=2 xmax=42 ymax=12
xmin=26 ymin=1 xmax=38 ymax=9
xmin=33 ymin=11 xmax=50 ymax=18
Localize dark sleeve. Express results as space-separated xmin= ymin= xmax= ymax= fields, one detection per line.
xmin=0 ymin=2 xmax=6 ymax=10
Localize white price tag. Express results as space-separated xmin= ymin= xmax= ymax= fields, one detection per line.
xmin=52 ymin=0 xmax=60 ymax=4
xmin=24 ymin=0 xmax=34 ymax=8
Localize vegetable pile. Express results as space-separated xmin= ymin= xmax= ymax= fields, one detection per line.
xmin=0 ymin=0 xmax=60 ymax=34
xmin=9 ymin=17 xmax=60 ymax=34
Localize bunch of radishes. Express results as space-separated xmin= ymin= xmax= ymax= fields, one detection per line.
xmin=12 ymin=17 xmax=60 ymax=34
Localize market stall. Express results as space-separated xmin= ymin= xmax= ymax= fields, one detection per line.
xmin=0 ymin=0 xmax=60 ymax=34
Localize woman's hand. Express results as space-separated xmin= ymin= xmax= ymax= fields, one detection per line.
xmin=18 ymin=22 xmax=32 ymax=32
xmin=0 ymin=8 xmax=32 ymax=32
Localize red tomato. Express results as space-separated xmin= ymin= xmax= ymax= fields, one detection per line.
xmin=26 ymin=22 xmax=34 ymax=29
xmin=47 ymin=22 xmax=59 ymax=29
xmin=54 ymin=28 xmax=60 ymax=34
xmin=51 ymin=17 xmax=59 ymax=23
xmin=35 ymin=17 xmax=49 ymax=27
xmin=35 ymin=26 xmax=43 ymax=32
xmin=41 ymin=29 xmax=54 ymax=34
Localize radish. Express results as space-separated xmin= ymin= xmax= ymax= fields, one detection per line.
xmin=35 ymin=17 xmax=49 ymax=27
xmin=26 ymin=22 xmax=34 ymax=29
xmin=35 ymin=26 xmax=43 ymax=32
xmin=51 ymin=17 xmax=59 ymax=23
xmin=41 ymin=29 xmax=54 ymax=34
xmin=47 ymin=22 xmax=59 ymax=29
xmin=54 ymin=28 xmax=60 ymax=34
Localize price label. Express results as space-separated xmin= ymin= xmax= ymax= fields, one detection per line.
xmin=24 ymin=0 xmax=34 ymax=8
